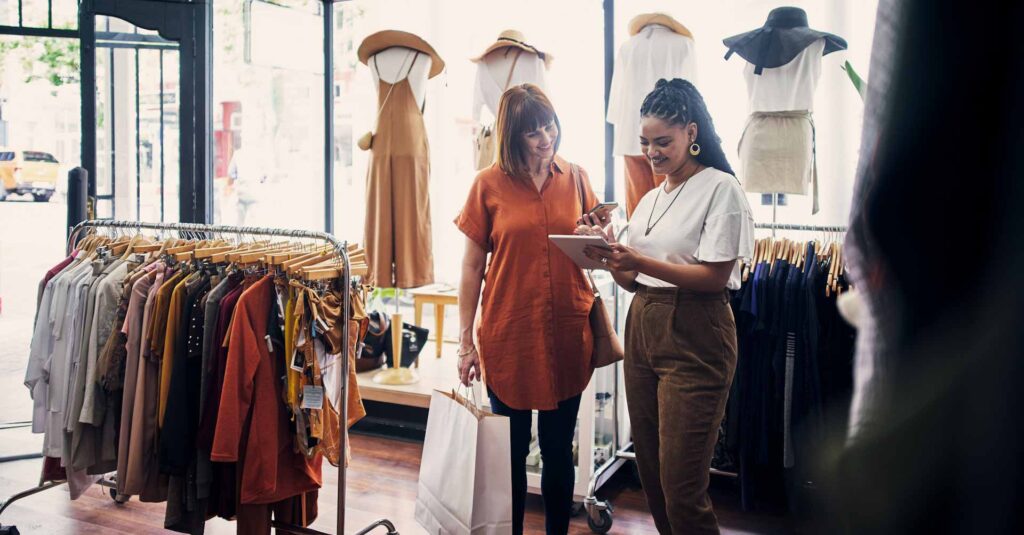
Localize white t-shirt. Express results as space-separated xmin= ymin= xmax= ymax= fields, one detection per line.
xmin=744 ymin=39 xmax=824 ymax=113
xmin=607 ymin=24 xmax=697 ymax=156
xmin=627 ymin=167 xmax=754 ymax=290
xmin=471 ymin=49 xmax=547 ymax=122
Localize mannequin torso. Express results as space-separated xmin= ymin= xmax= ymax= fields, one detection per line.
xmin=369 ymin=46 xmax=432 ymax=108
xmin=472 ymin=48 xmax=547 ymax=122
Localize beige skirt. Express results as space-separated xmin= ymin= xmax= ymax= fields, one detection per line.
xmin=738 ymin=110 xmax=818 ymax=213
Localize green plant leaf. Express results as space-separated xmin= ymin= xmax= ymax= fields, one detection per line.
xmin=842 ymin=61 xmax=867 ymax=101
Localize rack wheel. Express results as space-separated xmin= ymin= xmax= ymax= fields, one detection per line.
xmin=109 ymin=488 xmax=129 ymax=504
xmin=587 ymin=509 xmax=612 ymax=534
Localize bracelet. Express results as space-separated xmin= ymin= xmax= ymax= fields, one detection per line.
xmin=457 ymin=346 xmax=477 ymax=357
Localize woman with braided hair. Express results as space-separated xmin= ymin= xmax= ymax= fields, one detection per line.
xmin=581 ymin=78 xmax=754 ymax=534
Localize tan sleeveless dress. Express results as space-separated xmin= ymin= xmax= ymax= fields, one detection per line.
xmin=364 ymin=53 xmax=434 ymax=288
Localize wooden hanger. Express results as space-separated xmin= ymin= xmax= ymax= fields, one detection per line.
xmin=298 ymin=246 xmax=365 ymax=271
xmin=280 ymin=249 xmax=324 ymax=271
xmin=303 ymin=260 xmax=369 ymax=281
xmin=225 ymin=240 xmax=288 ymax=263
xmin=166 ymin=241 xmax=198 ymax=255
xmin=237 ymin=242 xmax=293 ymax=264
xmin=108 ymin=235 xmax=133 ymax=257
xmin=283 ymin=243 xmax=358 ymax=274
xmin=195 ymin=244 xmax=235 ymax=259
xmin=132 ymin=242 xmax=162 ymax=253
xmin=216 ymin=240 xmax=270 ymax=263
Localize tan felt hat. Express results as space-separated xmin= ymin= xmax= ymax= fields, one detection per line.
xmin=358 ymin=30 xmax=445 ymax=79
xmin=470 ymin=29 xmax=552 ymax=69
xmin=628 ymin=13 xmax=693 ymax=38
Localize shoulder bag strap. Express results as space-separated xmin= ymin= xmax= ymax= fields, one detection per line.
xmin=503 ymin=49 xmax=524 ymax=91
xmin=571 ymin=163 xmax=588 ymax=216
xmin=371 ymin=51 xmax=417 ymax=129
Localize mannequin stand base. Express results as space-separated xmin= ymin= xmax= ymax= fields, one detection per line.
xmin=372 ymin=367 xmax=420 ymax=385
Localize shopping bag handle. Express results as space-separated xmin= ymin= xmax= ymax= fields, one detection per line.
xmin=454 ymin=382 xmax=480 ymax=409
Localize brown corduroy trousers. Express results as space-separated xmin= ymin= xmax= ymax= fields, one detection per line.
xmin=624 ymin=286 xmax=738 ymax=535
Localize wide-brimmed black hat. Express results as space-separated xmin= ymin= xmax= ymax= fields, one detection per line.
xmin=723 ymin=7 xmax=847 ymax=75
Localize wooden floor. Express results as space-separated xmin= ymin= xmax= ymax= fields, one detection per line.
xmin=0 ymin=429 xmax=792 ymax=534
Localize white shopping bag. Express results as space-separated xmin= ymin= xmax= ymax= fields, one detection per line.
xmin=415 ymin=389 xmax=512 ymax=535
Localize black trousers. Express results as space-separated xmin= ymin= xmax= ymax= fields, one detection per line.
xmin=487 ymin=388 xmax=582 ymax=535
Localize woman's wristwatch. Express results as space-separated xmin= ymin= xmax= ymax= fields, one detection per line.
xmin=457 ymin=345 xmax=477 ymax=357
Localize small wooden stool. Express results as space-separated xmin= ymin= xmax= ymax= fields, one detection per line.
xmin=409 ymin=287 xmax=459 ymax=363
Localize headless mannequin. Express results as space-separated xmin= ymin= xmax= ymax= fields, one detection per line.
xmin=369 ymin=46 xmax=433 ymax=109
xmin=472 ymin=48 xmax=546 ymax=121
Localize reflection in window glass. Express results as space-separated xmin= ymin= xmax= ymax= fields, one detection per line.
xmin=212 ymin=0 xmax=325 ymax=231
xmin=334 ymin=0 xmax=605 ymax=286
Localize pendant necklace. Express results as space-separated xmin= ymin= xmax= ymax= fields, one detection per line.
xmin=645 ymin=175 xmax=692 ymax=236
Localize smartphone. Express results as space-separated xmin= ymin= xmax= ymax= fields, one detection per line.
xmin=587 ymin=202 xmax=618 ymax=216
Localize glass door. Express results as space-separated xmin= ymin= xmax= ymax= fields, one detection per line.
xmin=80 ymin=0 xmax=211 ymax=223
xmin=91 ymin=15 xmax=179 ymax=221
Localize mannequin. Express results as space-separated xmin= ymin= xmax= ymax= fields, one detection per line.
xmin=357 ymin=30 xmax=444 ymax=289
xmin=607 ymin=13 xmax=697 ymax=218
xmin=469 ymin=30 xmax=550 ymax=170
xmin=725 ymin=7 xmax=846 ymax=214
xmin=471 ymin=47 xmax=547 ymax=122
xmin=369 ymin=46 xmax=432 ymax=110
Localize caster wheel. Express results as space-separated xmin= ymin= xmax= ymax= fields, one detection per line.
xmin=109 ymin=488 xmax=129 ymax=504
xmin=570 ymin=502 xmax=585 ymax=517
xmin=587 ymin=509 xmax=613 ymax=534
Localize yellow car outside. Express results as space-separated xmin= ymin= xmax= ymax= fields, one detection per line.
xmin=0 ymin=148 xmax=60 ymax=202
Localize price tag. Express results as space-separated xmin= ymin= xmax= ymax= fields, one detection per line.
xmin=301 ymin=385 xmax=324 ymax=410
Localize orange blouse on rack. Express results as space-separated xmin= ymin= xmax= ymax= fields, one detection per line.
xmin=455 ymin=155 xmax=598 ymax=410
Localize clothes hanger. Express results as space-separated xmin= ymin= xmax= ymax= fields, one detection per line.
xmin=743 ymin=240 xmax=759 ymax=283
xmin=271 ymin=240 xmax=333 ymax=266
xmin=295 ymin=245 xmax=364 ymax=271
xmin=237 ymin=241 xmax=292 ymax=264
xmin=224 ymin=237 xmax=286 ymax=262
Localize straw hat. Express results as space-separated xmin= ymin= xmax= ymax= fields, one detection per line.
xmin=357 ymin=30 xmax=445 ymax=79
xmin=628 ymin=13 xmax=693 ymax=38
xmin=471 ymin=29 xmax=552 ymax=69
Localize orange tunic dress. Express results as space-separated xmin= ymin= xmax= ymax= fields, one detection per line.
xmin=455 ymin=155 xmax=599 ymax=410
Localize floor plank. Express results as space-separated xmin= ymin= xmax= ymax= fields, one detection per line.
xmin=0 ymin=431 xmax=791 ymax=534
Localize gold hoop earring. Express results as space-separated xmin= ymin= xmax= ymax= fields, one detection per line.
xmin=689 ymin=142 xmax=701 ymax=156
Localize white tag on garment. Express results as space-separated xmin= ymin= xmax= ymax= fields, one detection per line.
xmin=301 ymin=385 xmax=324 ymax=410
xmin=265 ymin=334 xmax=274 ymax=352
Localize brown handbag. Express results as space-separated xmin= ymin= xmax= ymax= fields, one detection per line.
xmin=571 ymin=164 xmax=625 ymax=368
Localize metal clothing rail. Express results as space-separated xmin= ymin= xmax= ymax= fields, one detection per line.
xmin=755 ymin=222 xmax=848 ymax=233
xmin=0 ymin=219 xmax=397 ymax=535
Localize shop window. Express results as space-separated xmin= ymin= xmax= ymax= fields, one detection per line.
xmin=0 ymin=0 xmax=77 ymax=29
xmin=212 ymin=0 xmax=325 ymax=230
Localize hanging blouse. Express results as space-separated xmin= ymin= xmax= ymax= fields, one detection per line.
xmin=607 ymin=24 xmax=698 ymax=156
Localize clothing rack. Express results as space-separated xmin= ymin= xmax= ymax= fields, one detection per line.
xmin=755 ymin=222 xmax=848 ymax=236
xmin=0 ymin=219 xmax=397 ymax=535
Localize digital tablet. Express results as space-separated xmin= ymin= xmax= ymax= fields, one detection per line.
xmin=548 ymin=235 xmax=614 ymax=270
